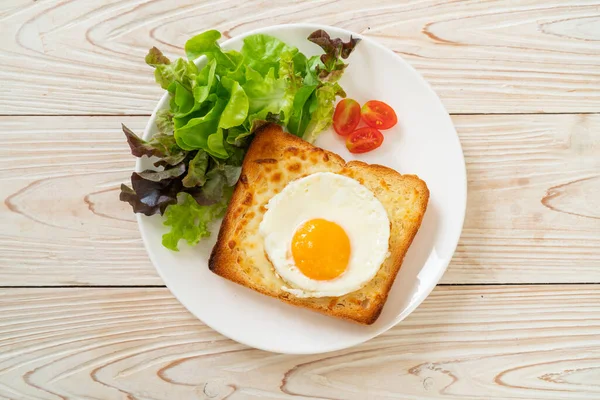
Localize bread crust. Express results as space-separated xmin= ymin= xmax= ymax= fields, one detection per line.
xmin=209 ymin=124 xmax=429 ymax=324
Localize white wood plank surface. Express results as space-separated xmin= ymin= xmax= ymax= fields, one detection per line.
xmin=1 ymin=1 xmax=599 ymax=397
xmin=1 ymin=286 xmax=599 ymax=399
xmin=0 ymin=116 xmax=151 ymax=286
xmin=1 ymin=114 xmax=598 ymax=286
xmin=1 ymin=0 xmax=599 ymax=115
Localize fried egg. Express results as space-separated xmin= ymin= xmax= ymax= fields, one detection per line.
xmin=258 ymin=172 xmax=390 ymax=298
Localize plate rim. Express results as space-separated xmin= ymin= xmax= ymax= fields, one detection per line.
xmin=135 ymin=22 xmax=467 ymax=354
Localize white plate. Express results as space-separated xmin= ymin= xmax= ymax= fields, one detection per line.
xmin=137 ymin=23 xmax=466 ymax=354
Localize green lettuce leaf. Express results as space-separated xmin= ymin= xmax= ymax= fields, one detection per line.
xmin=174 ymin=97 xmax=226 ymax=150
xmin=185 ymin=30 xmax=235 ymax=72
xmin=155 ymin=109 xmax=174 ymax=135
xmin=172 ymin=81 xmax=195 ymax=115
xmin=226 ymin=126 xmax=252 ymax=147
xmin=223 ymin=141 xmax=246 ymax=166
xmin=147 ymin=51 xmax=198 ymax=92
xmin=145 ymin=47 xmax=171 ymax=66
xmin=279 ymin=50 xmax=307 ymax=90
xmin=167 ymin=59 xmax=219 ymax=122
xmin=223 ymin=50 xmax=246 ymax=82
xmin=287 ymin=85 xmax=317 ymax=137
xmin=200 ymin=168 xmax=227 ymax=203
xmin=219 ymin=77 xmax=249 ymax=129
xmin=304 ymin=55 xmax=324 ymax=86
xmin=206 ymin=128 xmax=229 ymax=159
xmin=161 ymin=192 xmax=229 ymax=251
xmin=243 ymin=67 xmax=294 ymax=125
xmin=192 ymin=58 xmax=217 ymax=104
xmin=182 ymin=150 xmax=209 ymax=188
xmin=197 ymin=156 xmax=243 ymax=204
xmin=302 ymin=82 xmax=346 ymax=143
xmin=241 ymin=34 xmax=297 ymax=77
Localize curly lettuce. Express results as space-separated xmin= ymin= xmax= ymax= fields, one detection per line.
xmin=121 ymin=29 xmax=359 ymax=250
xmin=162 ymin=192 xmax=230 ymax=251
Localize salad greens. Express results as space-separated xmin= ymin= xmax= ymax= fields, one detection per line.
xmin=120 ymin=29 xmax=359 ymax=251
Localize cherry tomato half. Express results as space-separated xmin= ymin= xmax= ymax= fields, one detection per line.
xmin=361 ymin=100 xmax=397 ymax=130
xmin=346 ymin=127 xmax=384 ymax=154
xmin=333 ymin=98 xmax=361 ymax=136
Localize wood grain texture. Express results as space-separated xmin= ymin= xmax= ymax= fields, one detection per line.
xmin=0 ymin=116 xmax=154 ymax=286
xmin=451 ymin=113 xmax=600 ymax=283
xmin=0 ymin=286 xmax=599 ymax=399
xmin=2 ymin=1 xmax=599 ymax=398
xmin=1 ymin=114 xmax=599 ymax=285
xmin=1 ymin=0 xmax=599 ymax=115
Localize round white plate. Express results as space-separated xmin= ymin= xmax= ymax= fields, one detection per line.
xmin=137 ymin=23 xmax=466 ymax=354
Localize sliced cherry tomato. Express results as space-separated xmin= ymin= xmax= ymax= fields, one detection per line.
xmin=361 ymin=100 xmax=397 ymax=130
xmin=346 ymin=127 xmax=384 ymax=154
xmin=333 ymin=98 xmax=361 ymax=136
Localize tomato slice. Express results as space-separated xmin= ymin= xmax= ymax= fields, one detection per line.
xmin=333 ymin=98 xmax=361 ymax=136
xmin=346 ymin=127 xmax=384 ymax=154
xmin=361 ymin=100 xmax=397 ymax=130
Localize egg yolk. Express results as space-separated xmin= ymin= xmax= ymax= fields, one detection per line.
xmin=291 ymin=219 xmax=351 ymax=281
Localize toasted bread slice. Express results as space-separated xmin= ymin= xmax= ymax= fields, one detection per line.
xmin=209 ymin=124 xmax=429 ymax=324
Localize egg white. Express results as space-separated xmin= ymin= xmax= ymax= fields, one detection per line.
xmin=258 ymin=172 xmax=390 ymax=298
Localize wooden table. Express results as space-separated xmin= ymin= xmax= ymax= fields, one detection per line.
xmin=2 ymin=0 xmax=599 ymax=398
